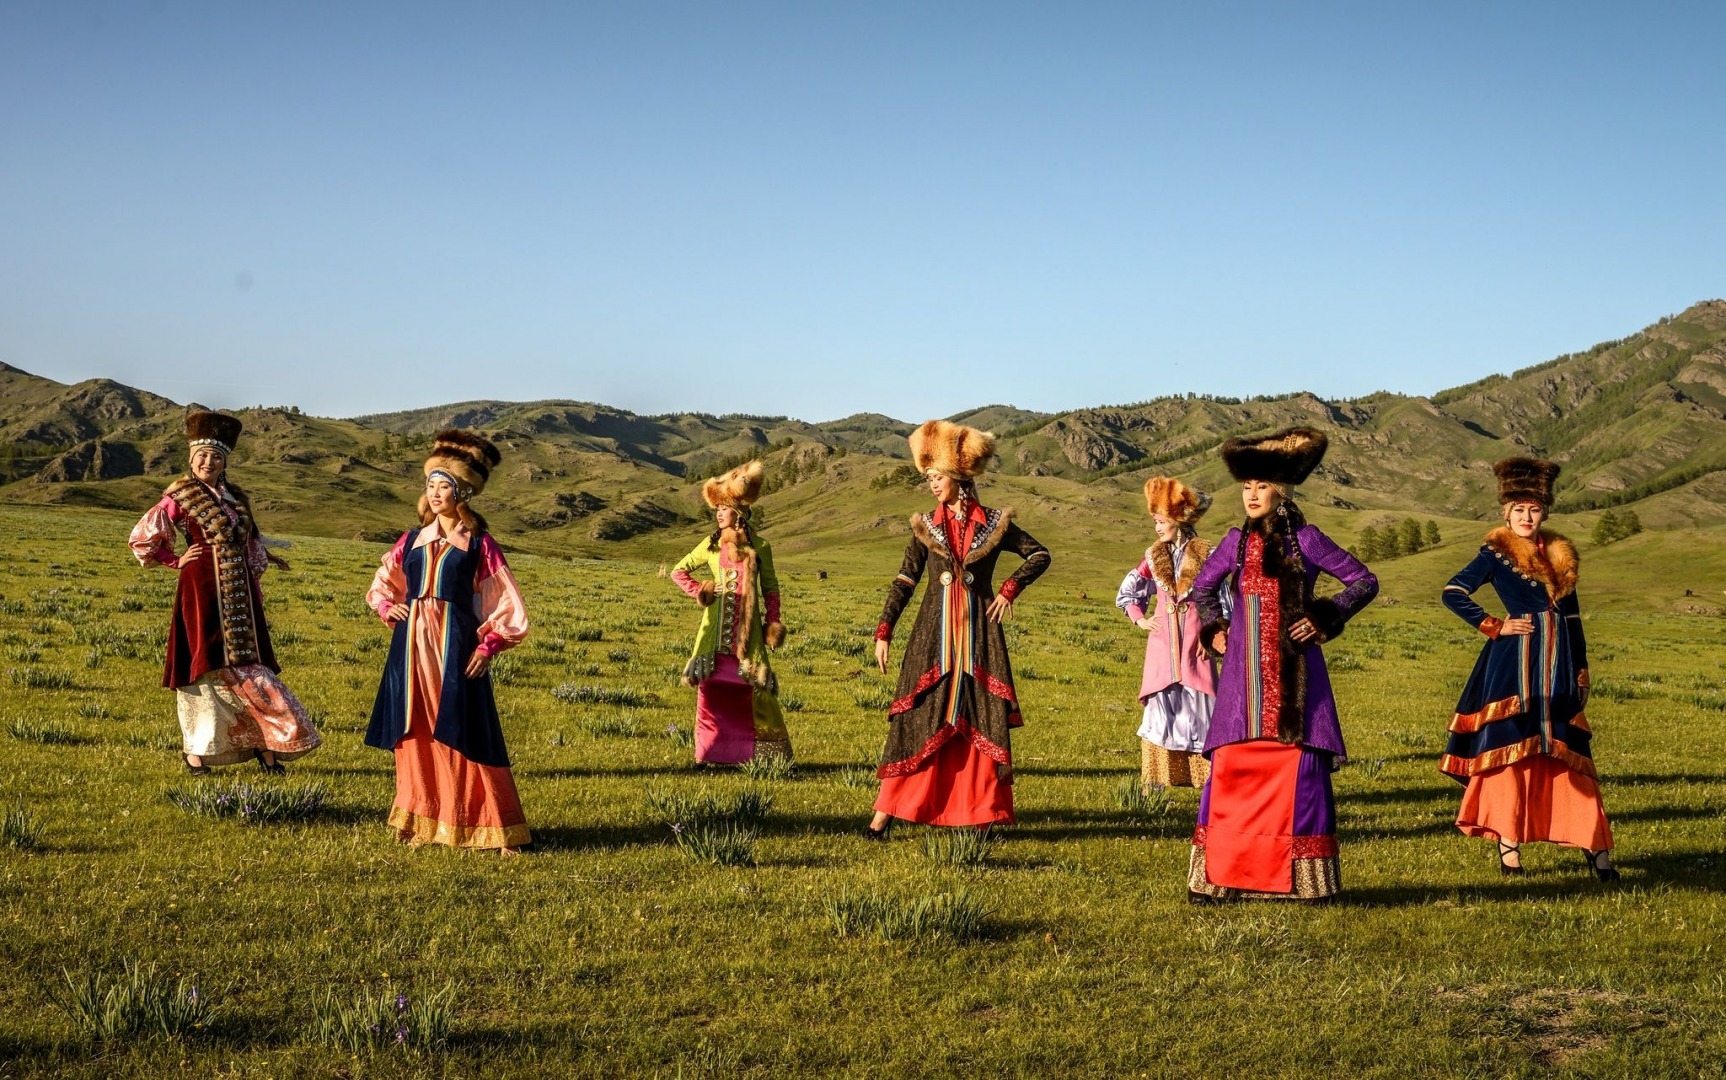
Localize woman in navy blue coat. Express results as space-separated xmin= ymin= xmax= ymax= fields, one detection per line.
xmin=1439 ymin=457 xmax=1615 ymax=880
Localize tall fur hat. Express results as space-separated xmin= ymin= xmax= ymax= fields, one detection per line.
xmin=423 ymin=428 xmax=501 ymax=499
xmin=908 ymin=420 xmax=995 ymax=479
xmin=1494 ymin=456 xmax=1560 ymax=507
xmin=1144 ymin=476 xmax=1211 ymax=525
xmin=702 ymin=460 xmax=765 ymax=509
xmin=1220 ymin=426 xmax=1328 ymax=486
xmin=185 ymin=409 xmax=243 ymax=457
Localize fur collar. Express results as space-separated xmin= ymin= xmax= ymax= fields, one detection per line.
xmin=1147 ymin=536 xmax=1211 ymax=599
xmin=1483 ymin=527 xmax=1578 ymax=600
xmin=910 ymin=506 xmax=1015 ymax=565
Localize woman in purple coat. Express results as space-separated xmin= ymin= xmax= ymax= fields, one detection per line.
xmin=1186 ymin=427 xmax=1378 ymax=902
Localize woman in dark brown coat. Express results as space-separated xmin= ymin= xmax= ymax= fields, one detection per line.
xmin=865 ymin=420 xmax=1052 ymax=838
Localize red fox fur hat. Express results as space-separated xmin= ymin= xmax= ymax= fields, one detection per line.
xmin=1494 ymin=456 xmax=1560 ymax=507
xmin=702 ymin=460 xmax=765 ymax=509
xmin=1144 ymin=476 xmax=1211 ymax=525
xmin=1220 ymin=426 xmax=1328 ymax=487
xmin=186 ymin=409 xmax=243 ymax=457
xmin=908 ymin=420 xmax=995 ymax=479
xmin=423 ymin=429 xmax=501 ymax=500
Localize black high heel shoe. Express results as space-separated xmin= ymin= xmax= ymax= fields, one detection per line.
xmin=1498 ymin=840 xmax=1523 ymax=876
xmin=253 ymin=749 xmax=286 ymax=776
xmin=183 ymin=755 xmax=211 ymax=776
xmin=1582 ymin=848 xmax=1620 ymax=882
xmin=862 ymin=821 xmax=889 ymax=842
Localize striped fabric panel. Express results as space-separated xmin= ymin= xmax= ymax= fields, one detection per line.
xmin=1244 ymin=594 xmax=1263 ymax=740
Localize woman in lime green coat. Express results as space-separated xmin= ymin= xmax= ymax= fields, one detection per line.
xmin=669 ymin=461 xmax=792 ymax=763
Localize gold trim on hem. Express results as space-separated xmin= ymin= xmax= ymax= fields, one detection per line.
xmin=1440 ymin=736 xmax=1597 ymax=780
xmin=388 ymin=806 xmax=530 ymax=850
xmin=1187 ymin=846 xmax=1340 ymax=900
xmin=1448 ymin=694 xmax=1523 ymax=734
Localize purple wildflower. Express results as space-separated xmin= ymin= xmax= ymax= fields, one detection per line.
xmin=396 ymin=1026 xmax=408 ymax=1045
xmin=395 ymin=993 xmax=409 ymax=1014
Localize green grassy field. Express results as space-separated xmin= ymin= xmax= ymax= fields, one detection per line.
xmin=2 ymin=504 xmax=1725 ymax=1078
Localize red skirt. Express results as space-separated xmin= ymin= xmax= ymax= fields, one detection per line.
xmin=1457 ymin=755 xmax=1612 ymax=850
xmin=874 ymin=726 xmax=1014 ymax=827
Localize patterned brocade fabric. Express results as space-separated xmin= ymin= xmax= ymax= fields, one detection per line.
xmin=1186 ymin=846 xmax=1341 ymax=901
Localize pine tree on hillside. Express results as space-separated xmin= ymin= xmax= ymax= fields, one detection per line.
xmin=1423 ymin=519 xmax=1441 ymax=546
xmin=1398 ymin=517 xmax=1424 ymax=556
xmin=1357 ymin=525 xmax=1382 ymax=561
xmin=1591 ymin=508 xmax=1621 ymax=546
xmin=1622 ymin=509 xmax=1643 ymax=536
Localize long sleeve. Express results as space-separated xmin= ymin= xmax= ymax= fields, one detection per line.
xmin=1441 ymin=549 xmax=1501 ymax=637
xmin=1192 ymin=529 xmax=1240 ymax=637
xmin=876 ymin=536 xmax=929 ymax=641
xmin=473 ymin=535 xmax=529 ymax=657
xmin=366 ymin=534 xmax=410 ymax=622
xmin=670 ymin=542 xmax=710 ymax=600
xmin=1300 ymin=525 xmax=1378 ymax=639
xmin=129 ymin=497 xmax=182 ymax=568
xmin=995 ymin=524 xmax=1051 ymax=602
xmin=245 ymin=530 xmax=270 ymax=578
xmin=1559 ymin=589 xmax=1587 ymax=676
xmin=1115 ymin=560 xmax=1154 ymax=623
xmin=758 ymin=542 xmax=783 ymax=625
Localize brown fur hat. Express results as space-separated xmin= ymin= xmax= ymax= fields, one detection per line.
xmin=1144 ymin=476 xmax=1211 ymax=525
xmin=908 ymin=420 xmax=995 ymax=479
xmin=1494 ymin=456 xmax=1560 ymax=507
xmin=1221 ymin=426 xmax=1328 ymax=486
xmin=423 ymin=428 xmax=502 ymax=499
xmin=185 ymin=409 xmax=243 ymax=456
xmin=702 ymin=460 xmax=765 ymax=509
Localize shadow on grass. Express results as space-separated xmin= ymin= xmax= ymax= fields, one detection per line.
xmin=529 ymin=822 xmax=667 ymax=851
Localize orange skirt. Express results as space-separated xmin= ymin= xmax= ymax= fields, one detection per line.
xmin=1457 ymin=755 xmax=1611 ymax=850
xmin=875 ymin=727 xmax=1014 ymax=827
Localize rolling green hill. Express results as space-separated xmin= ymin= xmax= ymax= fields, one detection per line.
xmin=3 ymin=300 xmax=1723 ymax=568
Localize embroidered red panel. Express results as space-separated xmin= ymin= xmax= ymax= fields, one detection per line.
xmin=889 ymin=664 xmax=946 ymax=715
xmin=876 ymin=724 xmax=962 ymax=778
xmin=1291 ymin=834 xmax=1339 ymax=859
xmin=975 ymin=668 xmax=1016 ymax=703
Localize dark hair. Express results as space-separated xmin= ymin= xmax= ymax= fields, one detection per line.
xmin=707 ymin=507 xmax=753 ymax=550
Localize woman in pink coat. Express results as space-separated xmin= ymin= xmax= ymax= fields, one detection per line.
xmin=1115 ymin=477 xmax=1217 ymax=789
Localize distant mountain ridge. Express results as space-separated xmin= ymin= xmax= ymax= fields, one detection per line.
xmin=3 ymin=300 xmax=1724 ymax=560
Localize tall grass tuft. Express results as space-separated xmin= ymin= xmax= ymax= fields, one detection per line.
xmin=836 ymin=764 xmax=877 ymax=789
xmin=825 ymin=888 xmax=989 ymax=943
xmin=672 ymin=821 xmax=758 ymax=867
xmin=851 ymin=685 xmax=895 ymax=711
xmin=8 ymin=667 xmax=74 ymax=690
xmin=310 ymin=981 xmax=457 ymax=1052
xmin=739 ymin=753 xmax=796 ymax=781
xmin=164 ymin=780 xmax=330 ymax=825
xmin=644 ymin=785 xmax=773 ymax=830
xmin=7 ymin=716 xmax=83 ymax=744
xmin=2 ymin=802 xmax=43 ymax=850
xmin=52 ymin=961 xmax=220 ymax=1042
xmin=1112 ymin=778 xmax=1172 ymax=819
xmin=663 ymin=722 xmax=694 ymax=749
xmin=921 ymin=827 xmax=992 ymax=870
xmin=578 ymin=712 xmax=646 ymax=738
xmin=551 ymin=683 xmax=657 ymax=707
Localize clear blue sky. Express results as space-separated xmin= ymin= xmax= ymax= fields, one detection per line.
xmin=2 ymin=2 xmax=1722 ymax=422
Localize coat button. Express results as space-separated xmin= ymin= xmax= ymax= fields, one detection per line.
xmin=940 ymin=571 xmax=954 ymax=585
xmin=963 ymin=572 xmax=974 ymax=585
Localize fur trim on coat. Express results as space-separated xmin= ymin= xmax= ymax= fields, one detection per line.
xmin=908 ymin=420 xmax=995 ymax=479
xmin=1148 ymin=536 xmax=1211 ymax=599
xmin=1484 ymin=526 xmax=1578 ymax=601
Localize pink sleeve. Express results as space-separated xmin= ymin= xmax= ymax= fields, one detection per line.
xmin=128 ymin=498 xmax=182 ymax=568
xmin=765 ymin=590 xmax=781 ymax=624
xmin=366 ymin=534 xmax=410 ymax=620
xmin=474 ymin=536 xmax=528 ymax=656
xmin=671 ymin=568 xmax=704 ymax=600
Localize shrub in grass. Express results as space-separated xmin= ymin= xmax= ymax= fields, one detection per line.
xmin=836 ymin=764 xmax=877 ymax=789
xmin=1354 ymin=758 xmax=1387 ymax=779
xmin=488 ymin=654 xmax=520 ymax=686
xmin=8 ymin=667 xmax=74 ymax=690
xmin=310 ymin=981 xmax=456 ymax=1052
xmin=53 ymin=960 xmax=220 ymax=1042
xmin=1112 ymin=778 xmax=1172 ymax=819
xmin=7 ymin=716 xmax=82 ymax=744
xmin=1385 ymin=730 xmax=1429 ymax=749
xmin=579 ymin=712 xmax=646 ymax=739
xmin=3 ymin=802 xmax=43 ymax=850
xmin=1327 ymin=652 xmax=1366 ymax=672
xmin=779 ymin=692 xmax=805 ymax=713
xmin=921 ymin=827 xmax=991 ymax=869
xmin=573 ymin=627 xmax=604 ymax=642
xmin=739 ymin=754 xmax=796 ymax=781
xmin=644 ymin=785 xmax=773 ymax=831
xmin=126 ymin=730 xmax=181 ymax=752
xmin=4 ymin=644 xmax=42 ymax=664
xmin=117 ymin=597 xmax=146 ymax=612
xmin=672 ymin=820 xmax=758 ymax=867
xmin=606 ymin=648 xmax=632 ymax=663
xmin=551 ymin=683 xmax=657 ymax=707
xmin=851 ymin=686 xmax=895 ymax=712
xmin=1087 ymin=662 xmax=1112 ymax=676
xmin=825 ymin=888 xmax=988 ymax=943
xmin=1674 ymin=690 xmax=1726 ymax=712
xmin=164 ymin=780 xmax=330 ymax=824
xmin=1017 ymin=666 xmax=1042 ymax=681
